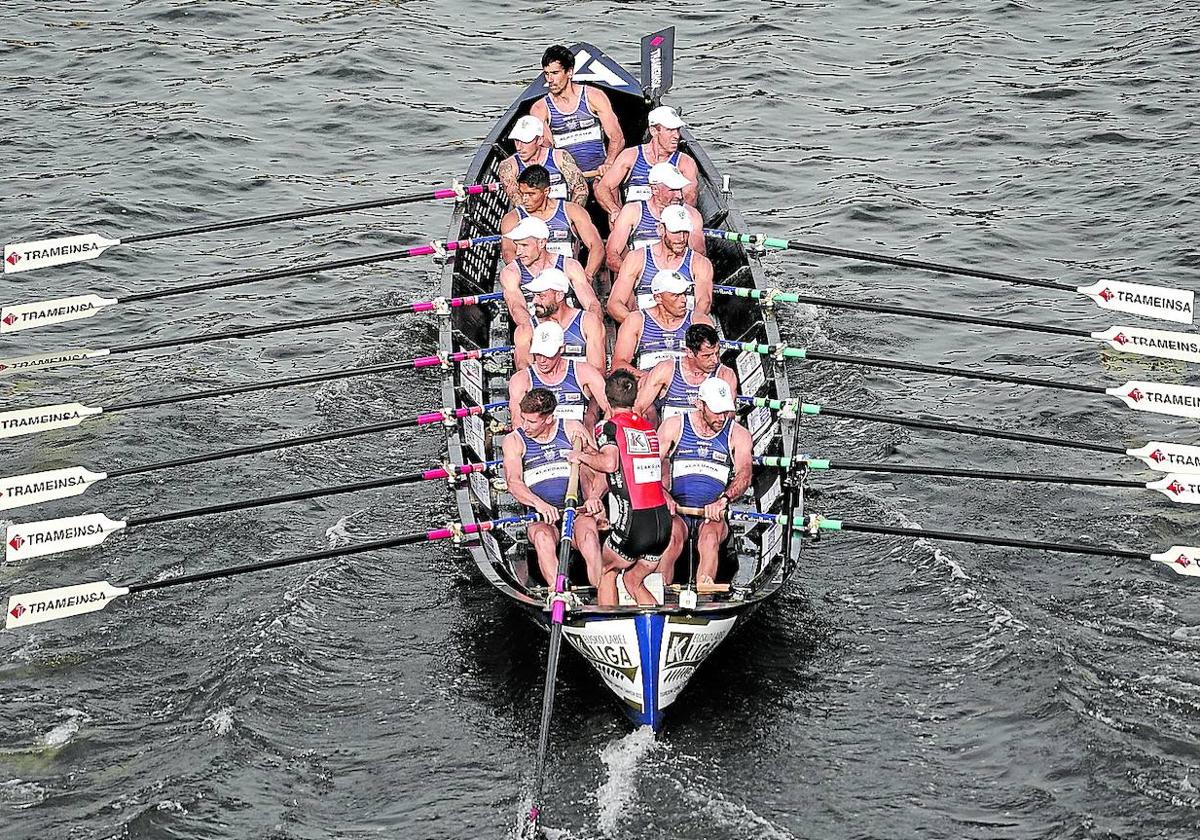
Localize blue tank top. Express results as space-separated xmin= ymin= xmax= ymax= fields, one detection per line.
xmin=658 ymin=358 xmax=718 ymax=419
xmin=516 ymin=148 xmax=568 ymax=200
xmin=533 ymin=310 xmax=587 ymax=359
xmin=517 ymin=252 xmax=568 ymax=289
xmin=629 ymin=201 xmax=660 ymax=251
xmin=529 ymin=358 xmax=586 ymax=421
xmin=518 ymin=203 xmax=574 ymax=258
xmin=638 ymin=309 xmax=693 ymax=370
xmin=544 ymin=89 xmax=606 ymax=172
xmin=636 ymin=247 xmax=696 ymax=309
xmin=517 ymin=420 xmax=573 ymax=508
xmin=625 ymin=146 xmax=682 ymax=202
xmin=670 ymin=413 xmax=734 ymax=508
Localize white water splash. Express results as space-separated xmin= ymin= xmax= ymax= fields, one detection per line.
xmin=677 ymin=783 xmax=798 ymax=840
xmin=324 ymin=508 xmax=366 ymax=547
xmin=595 ymin=726 xmax=657 ymax=836
xmin=0 ymin=779 xmax=49 ymax=808
xmin=203 ymin=706 xmax=235 ymax=737
xmin=43 ymin=708 xmax=89 ymax=749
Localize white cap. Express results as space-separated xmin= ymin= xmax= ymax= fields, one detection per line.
xmin=529 ymin=320 xmax=565 ymax=356
xmin=526 ymin=267 xmax=570 ymax=293
xmin=508 ymin=114 xmax=544 ymax=143
xmin=648 ymin=106 xmax=685 ymax=130
xmin=698 ymin=378 xmax=735 ymax=413
xmin=650 ymin=268 xmax=692 ymax=295
xmin=648 ymin=161 xmax=691 ymax=190
xmin=659 ymin=204 xmax=693 ymax=233
xmin=504 ymin=215 xmax=550 ymax=241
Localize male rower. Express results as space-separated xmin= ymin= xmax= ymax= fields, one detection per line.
xmin=606 ymin=162 xmax=705 ymax=274
xmin=498 ymin=114 xmax=588 ymax=206
xmin=502 ymin=387 xmax=605 ymax=590
xmin=529 ymin=45 xmax=625 ymax=178
xmin=498 ymin=215 xmax=601 ymax=329
xmin=569 ymin=370 xmax=675 ymax=607
xmin=657 ymin=377 xmax=753 ymax=587
xmin=610 ymin=269 xmax=713 ymax=379
xmin=607 ymin=204 xmax=712 ymax=323
xmin=513 ymin=267 xmax=606 ymax=372
xmin=635 ymin=323 xmax=738 ymax=422
xmin=500 ymin=165 xmax=604 ymax=277
xmin=509 ymin=321 xmax=609 ymax=428
xmin=594 ymin=105 xmax=698 ymax=221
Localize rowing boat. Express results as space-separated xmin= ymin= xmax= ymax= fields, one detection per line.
xmin=438 ymin=31 xmax=803 ymax=730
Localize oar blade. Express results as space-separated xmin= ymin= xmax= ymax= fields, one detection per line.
xmin=1106 ymin=381 xmax=1200 ymax=420
xmin=1147 ymin=474 xmax=1200 ymax=504
xmin=1127 ymin=441 xmax=1200 ymax=475
xmin=0 ymin=403 xmax=101 ymax=440
xmin=3 ymin=234 xmax=120 ymax=274
xmin=1092 ymin=326 xmax=1200 ymax=365
xmin=0 ymin=348 xmax=109 ymax=376
xmin=5 ymin=581 xmax=129 ymax=628
xmin=1077 ymin=280 xmax=1194 ymax=325
xmin=1150 ymin=547 xmax=1200 ymax=578
xmin=0 ymin=294 xmax=118 ymax=334
xmin=0 ymin=467 xmax=108 ymax=512
xmin=5 ymin=514 xmax=126 ymax=562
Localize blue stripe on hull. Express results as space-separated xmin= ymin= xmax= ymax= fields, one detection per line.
xmin=628 ymin=613 xmax=666 ymax=731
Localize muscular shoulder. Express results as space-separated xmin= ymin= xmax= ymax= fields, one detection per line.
xmin=584 ymin=84 xmax=613 ymax=111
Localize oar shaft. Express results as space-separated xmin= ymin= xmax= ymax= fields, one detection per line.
xmin=836 ymin=520 xmax=1146 ymax=560
xmin=827 ymin=459 xmax=1143 ymax=488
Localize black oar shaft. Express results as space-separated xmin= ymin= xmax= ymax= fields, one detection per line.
xmin=837 ymin=520 xmax=1146 ymax=560
xmin=828 ymin=460 xmax=1143 ymax=489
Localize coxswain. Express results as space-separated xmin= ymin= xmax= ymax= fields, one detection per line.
xmin=607 ymin=204 xmax=712 ymax=323
xmin=656 ymin=377 xmax=753 ymax=587
xmin=502 ymin=387 xmax=606 ymax=590
xmin=634 ymin=323 xmax=738 ymax=421
xmin=529 ymin=45 xmax=625 ymax=178
xmin=498 ymin=215 xmax=601 ymax=328
xmin=594 ymin=105 xmax=699 ymax=221
xmin=568 ymin=370 xmax=675 ymax=607
xmin=605 ymin=162 xmax=705 ymax=274
xmin=610 ymin=269 xmax=714 ymax=379
xmin=509 ymin=320 xmax=609 ymax=427
xmin=499 ymin=164 xmax=604 ymax=278
xmin=498 ymin=114 xmax=589 ymax=206
xmin=513 ymin=267 xmax=606 ymax=372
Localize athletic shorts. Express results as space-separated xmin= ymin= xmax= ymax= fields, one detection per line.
xmin=605 ymin=505 xmax=673 ymax=564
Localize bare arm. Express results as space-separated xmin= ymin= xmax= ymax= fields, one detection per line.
xmin=499 ymin=265 xmax=533 ymax=330
xmin=725 ymin=423 xmax=754 ymax=502
xmin=581 ymin=310 xmax=606 ymax=372
xmin=657 ymin=415 xmax=683 ymax=494
xmin=556 ymin=149 xmax=589 ymax=206
xmin=566 ymin=201 xmax=605 ymax=281
xmin=718 ymin=364 xmax=739 ymax=398
xmin=497 ymin=156 xmax=521 ymax=206
xmin=633 ymin=361 xmax=672 ymax=416
xmin=579 ymin=362 xmax=611 ymax=417
xmin=564 ymin=258 xmax=601 ymax=320
xmin=513 ymin=322 xmax=533 ymax=370
xmin=605 ymin=247 xmax=643 ymax=324
xmin=687 ymin=206 xmax=706 ymax=255
xmin=691 ymin=252 xmax=714 ymax=318
xmin=528 ymin=100 xmax=554 ymax=148
xmin=594 ymin=147 xmax=636 ymax=217
xmin=499 ymin=208 xmax=519 ymax=264
xmin=605 ymin=203 xmax=636 ymax=274
xmin=678 ymin=153 xmax=700 ymax=206
xmin=587 ymin=87 xmax=625 ymax=171
xmin=609 ymin=312 xmax=644 ymax=376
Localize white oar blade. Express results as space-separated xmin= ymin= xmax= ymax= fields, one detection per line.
xmin=3 ymin=234 xmax=120 ymax=274
xmin=1127 ymin=441 xmax=1200 ymax=474
xmin=1150 ymin=546 xmax=1200 ymax=578
xmin=0 ymin=467 xmax=108 ymax=512
xmin=1147 ymin=474 xmax=1200 ymax=504
xmin=0 ymin=348 xmax=109 ymax=376
xmin=1092 ymin=326 xmax=1200 ymax=365
xmin=1077 ymin=280 xmax=1194 ymax=325
xmin=1106 ymin=381 xmax=1200 ymax=420
xmin=5 ymin=581 xmax=129 ymax=628
xmin=5 ymin=513 xmax=126 ymax=562
xmin=0 ymin=295 xmax=118 ymax=334
xmin=0 ymin=403 xmax=101 ymax=439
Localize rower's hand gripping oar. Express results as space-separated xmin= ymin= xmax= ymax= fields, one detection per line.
xmin=707 ymin=230 xmax=1197 ymax=325
xmin=2 ymin=182 xmax=500 ymax=274
xmin=527 ymin=437 xmax=584 ymax=836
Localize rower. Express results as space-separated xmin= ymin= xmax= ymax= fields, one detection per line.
xmin=513 ymin=267 xmax=606 ymax=372
xmin=656 ymin=377 xmax=753 ymax=587
xmin=508 ymin=320 xmax=609 ymax=428
xmin=634 ymin=323 xmax=738 ymax=421
xmin=610 ymin=269 xmax=715 ymax=379
xmin=569 ymin=370 xmax=675 ymax=607
xmin=607 ymin=204 xmax=713 ymax=323
xmin=501 ymin=387 xmax=605 ymax=590
xmin=498 ymin=215 xmax=601 ymax=328
xmin=498 ymin=114 xmax=589 ymax=206
xmin=529 ymin=45 xmax=625 ymax=178
xmin=594 ymin=105 xmax=699 ymax=223
xmin=499 ymin=164 xmax=604 ymax=279
xmin=605 ymin=162 xmax=705 ymax=274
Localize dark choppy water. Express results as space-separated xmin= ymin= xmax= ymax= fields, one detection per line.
xmin=3 ymin=1 xmax=1199 ymax=837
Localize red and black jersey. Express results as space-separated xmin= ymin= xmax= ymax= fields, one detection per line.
xmin=594 ymin=411 xmax=668 ymax=510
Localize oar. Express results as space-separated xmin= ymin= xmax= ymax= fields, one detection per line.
xmin=726 ymin=509 xmax=1200 ymax=578
xmin=2 ymin=182 xmax=501 ymax=274
xmin=0 ymin=292 xmax=503 ymax=376
xmin=527 ymin=438 xmax=583 ymax=836
xmin=3 ymin=461 xmax=501 ymax=563
xmin=706 ymin=230 xmax=1196 ymax=325
xmin=715 ymin=285 xmax=1200 ymax=366
xmin=727 ymin=339 xmax=1200 ymax=421
xmin=0 ymin=235 xmax=501 ymax=336
xmin=4 ymin=514 xmax=536 ymax=629
xmin=0 ymin=402 xmax=506 ymax=512
xmin=754 ymin=455 xmax=1200 ymax=505
xmin=737 ymin=396 xmax=1200 ymax=476
xmin=0 ymin=346 xmax=512 ymax=440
